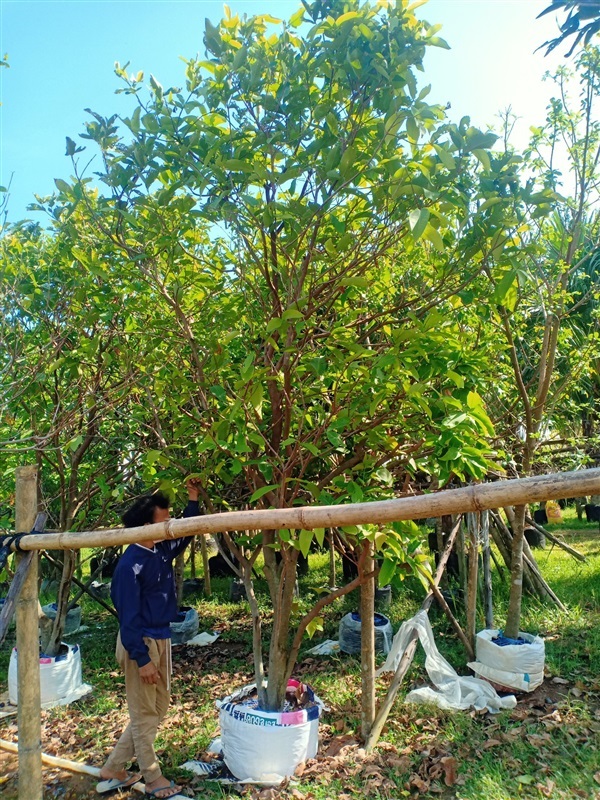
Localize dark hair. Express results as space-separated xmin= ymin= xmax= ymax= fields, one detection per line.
xmin=122 ymin=491 xmax=170 ymax=528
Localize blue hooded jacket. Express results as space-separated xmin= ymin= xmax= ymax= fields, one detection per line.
xmin=111 ymin=500 xmax=198 ymax=667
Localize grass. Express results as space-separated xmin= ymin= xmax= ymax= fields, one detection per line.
xmin=1 ymin=509 xmax=599 ymax=799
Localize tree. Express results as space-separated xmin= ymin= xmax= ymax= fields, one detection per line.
xmin=0 ymin=213 xmax=147 ymax=655
xmin=44 ymin=0 xmax=554 ymax=711
xmin=480 ymin=48 xmax=600 ymax=637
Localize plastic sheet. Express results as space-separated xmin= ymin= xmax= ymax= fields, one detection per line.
xmin=338 ymin=611 xmax=393 ymax=655
xmin=377 ymin=610 xmax=516 ymax=713
xmin=41 ymin=603 xmax=81 ymax=635
xmin=170 ymin=606 xmax=199 ymax=644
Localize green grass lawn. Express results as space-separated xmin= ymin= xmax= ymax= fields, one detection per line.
xmin=1 ymin=510 xmax=599 ymax=799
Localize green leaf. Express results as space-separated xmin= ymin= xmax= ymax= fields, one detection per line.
xmin=299 ymin=529 xmax=313 ymax=558
xmin=491 ymin=270 xmax=517 ymax=309
xmin=306 ymin=616 xmax=324 ymax=639
xmin=378 ymin=558 xmax=396 ymax=586
xmin=423 ymin=224 xmax=444 ymax=252
xmin=249 ymin=484 xmax=279 ymax=503
xmin=54 ymin=178 xmax=71 ymax=194
xmin=446 ymin=370 xmax=464 ymax=388
xmin=433 ymin=145 xmax=456 ymax=170
xmin=408 ymin=208 xmax=429 ymax=241
xmin=314 ymin=527 xmax=325 ymax=547
xmin=472 ymin=149 xmax=491 ymax=170
xmin=406 ymin=116 xmax=419 ymax=142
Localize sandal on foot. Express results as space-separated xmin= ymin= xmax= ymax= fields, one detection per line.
xmin=144 ymin=781 xmax=185 ymax=799
xmin=96 ymin=771 xmax=140 ymax=794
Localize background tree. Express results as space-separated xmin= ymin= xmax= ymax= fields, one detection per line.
xmin=539 ymin=0 xmax=600 ymax=57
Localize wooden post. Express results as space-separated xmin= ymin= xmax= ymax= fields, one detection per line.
xmin=466 ymin=512 xmax=479 ymax=654
xmin=189 ymin=536 xmax=196 ymax=579
xmin=360 ymin=539 xmax=375 ymax=741
xmin=15 ymin=465 xmax=43 ymax=800
xmin=365 ymin=516 xmax=463 ymax=751
xmin=200 ymin=535 xmax=211 ymax=597
xmin=481 ymin=510 xmax=493 ymax=629
xmin=328 ymin=529 xmax=336 ymax=589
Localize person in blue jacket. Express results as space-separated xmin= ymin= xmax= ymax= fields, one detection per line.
xmin=97 ymin=480 xmax=200 ymax=799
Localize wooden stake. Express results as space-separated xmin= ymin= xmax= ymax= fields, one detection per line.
xmin=328 ymin=529 xmax=336 ymax=589
xmin=14 ymin=465 xmax=42 ymax=800
xmin=360 ymin=540 xmax=375 ymax=741
xmin=200 ymin=535 xmax=211 ymax=597
xmin=481 ymin=511 xmax=494 ymax=629
xmin=365 ymin=516 xmax=463 ymax=751
xmin=525 ymin=516 xmax=587 ymax=562
xmin=466 ymin=513 xmax=479 ymax=653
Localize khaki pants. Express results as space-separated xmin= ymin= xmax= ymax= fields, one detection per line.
xmin=104 ymin=633 xmax=172 ymax=784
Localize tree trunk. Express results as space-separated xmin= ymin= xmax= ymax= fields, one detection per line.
xmin=505 ymin=504 xmax=526 ymax=639
xmin=265 ymin=545 xmax=299 ymax=711
xmin=44 ymin=549 xmax=77 ymax=657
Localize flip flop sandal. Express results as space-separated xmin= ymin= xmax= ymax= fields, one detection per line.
xmin=144 ymin=781 xmax=187 ymax=798
xmin=96 ymin=771 xmax=140 ymax=794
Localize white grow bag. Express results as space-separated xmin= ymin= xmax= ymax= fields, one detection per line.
xmin=468 ymin=629 xmax=545 ymax=693
xmin=8 ymin=642 xmax=91 ymax=707
xmin=217 ymin=679 xmax=324 ymax=784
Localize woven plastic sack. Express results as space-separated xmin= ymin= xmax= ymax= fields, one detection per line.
xmin=338 ymin=611 xmax=393 ymax=655
xmin=170 ymin=606 xmax=199 ymax=644
xmin=41 ymin=603 xmax=82 ymax=635
xmin=468 ymin=661 xmax=544 ymax=693
xmin=217 ymin=679 xmax=324 ymax=784
xmin=9 ymin=642 xmax=88 ymax=706
xmin=476 ymin=629 xmax=545 ymax=674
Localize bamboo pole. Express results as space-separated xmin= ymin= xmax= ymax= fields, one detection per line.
xmin=360 ymin=540 xmax=375 ymax=741
xmin=14 ymin=465 xmax=43 ymax=800
xmin=0 ymin=739 xmax=149 ymax=796
xmin=0 ymin=738 xmax=101 ymax=777
xmin=525 ymin=516 xmax=587 ymax=562
xmin=9 ymin=469 xmax=600 ymax=552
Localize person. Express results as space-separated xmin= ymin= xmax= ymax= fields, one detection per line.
xmin=96 ymin=480 xmax=201 ymax=799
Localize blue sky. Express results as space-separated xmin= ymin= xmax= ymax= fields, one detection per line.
xmin=1 ymin=0 xmax=565 ymax=223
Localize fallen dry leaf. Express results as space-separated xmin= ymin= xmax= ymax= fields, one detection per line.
xmin=441 ymin=755 xmax=457 ymax=787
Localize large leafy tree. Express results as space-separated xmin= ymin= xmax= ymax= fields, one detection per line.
xmin=46 ymin=0 xmax=550 ymax=710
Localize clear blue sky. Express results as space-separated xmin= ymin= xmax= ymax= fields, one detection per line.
xmin=1 ymin=0 xmax=565 ymax=223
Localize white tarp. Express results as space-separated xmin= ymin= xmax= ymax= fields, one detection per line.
xmin=377 ymin=610 xmax=517 ymax=713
